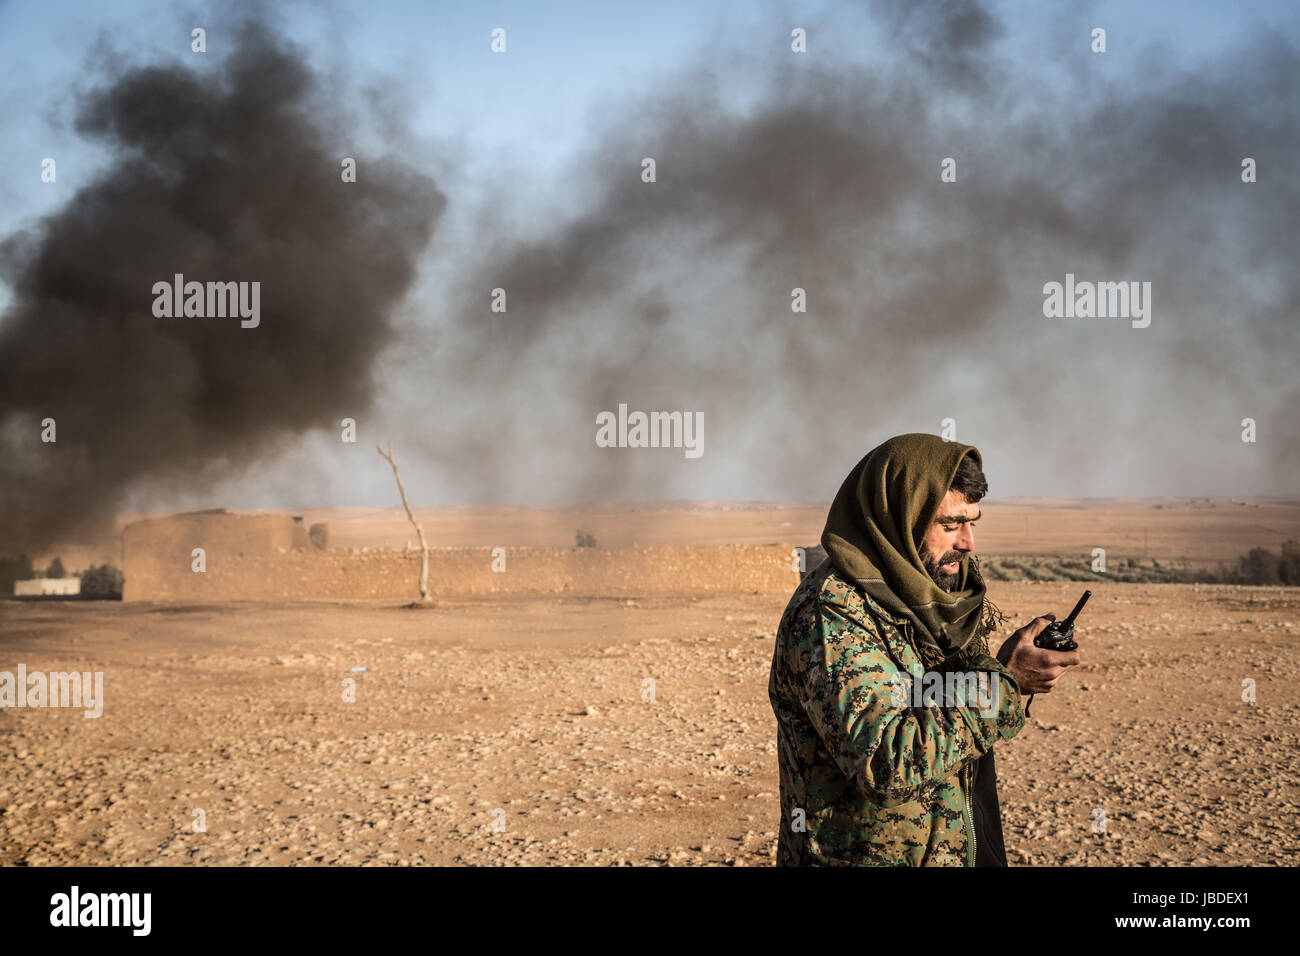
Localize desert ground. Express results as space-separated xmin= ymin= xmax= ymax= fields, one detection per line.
xmin=2 ymin=498 xmax=1299 ymax=866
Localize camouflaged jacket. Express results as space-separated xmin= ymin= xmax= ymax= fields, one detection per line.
xmin=769 ymin=559 xmax=1026 ymax=866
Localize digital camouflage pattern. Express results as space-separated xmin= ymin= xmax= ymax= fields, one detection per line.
xmin=769 ymin=559 xmax=1025 ymax=866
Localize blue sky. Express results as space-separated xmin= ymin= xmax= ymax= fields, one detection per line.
xmin=3 ymin=0 xmax=1285 ymax=240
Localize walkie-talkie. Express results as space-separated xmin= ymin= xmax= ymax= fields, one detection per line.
xmin=1025 ymin=589 xmax=1091 ymax=718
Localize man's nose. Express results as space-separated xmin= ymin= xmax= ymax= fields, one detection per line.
xmin=956 ymin=525 xmax=975 ymax=551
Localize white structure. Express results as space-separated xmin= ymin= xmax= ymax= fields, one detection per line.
xmin=14 ymin=578 xmax=80 ymax=596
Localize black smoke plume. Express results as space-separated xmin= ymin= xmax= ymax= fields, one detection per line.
xmin=0 ymin=21 xmax=444 ymax=549
xmin=409 ymin=0 xmax=1298 ymax=504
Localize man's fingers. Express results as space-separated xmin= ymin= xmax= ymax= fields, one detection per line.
xmin=1044 ymin=649 xmax=1082 ymax=667
xmin=1027 ymin=616 xmax=1056 ymax=636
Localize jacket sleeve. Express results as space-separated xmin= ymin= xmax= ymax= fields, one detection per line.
xmin=797 ymin=598 xmax=1025 ymax=808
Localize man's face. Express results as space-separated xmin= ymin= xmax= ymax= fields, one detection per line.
xmin=919 ymin=488 xmax=980 ymax=591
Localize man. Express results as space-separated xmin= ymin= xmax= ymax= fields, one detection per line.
xmin=768 ymin=433 xmax=1082 ymax=865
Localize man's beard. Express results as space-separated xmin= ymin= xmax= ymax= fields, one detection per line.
xmin=919 ymin=542 xmax=965 ymax=592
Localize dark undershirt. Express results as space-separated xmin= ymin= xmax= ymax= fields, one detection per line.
xmin=970 ymin=749 xmax=1008 ymax=866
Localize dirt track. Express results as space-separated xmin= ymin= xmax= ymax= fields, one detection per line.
xmin=2 ymin=580 xmax=1298 ymax=866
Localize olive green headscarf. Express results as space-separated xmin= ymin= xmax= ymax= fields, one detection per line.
xmin=821 ymin=433 xmax=1005 ymax=669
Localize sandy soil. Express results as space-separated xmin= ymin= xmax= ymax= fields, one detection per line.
xmin=2 ymin=580 xmax=1297 ymax=866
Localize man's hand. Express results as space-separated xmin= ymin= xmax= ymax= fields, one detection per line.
xmin=995 ymin=614 xmax=1083 ymax=695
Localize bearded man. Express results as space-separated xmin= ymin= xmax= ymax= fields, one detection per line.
xmin=769 ymin=433 xmax=1082 ymax=865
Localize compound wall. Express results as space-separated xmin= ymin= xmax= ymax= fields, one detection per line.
xmin=122 ymin=513 xmax=808 ymax=601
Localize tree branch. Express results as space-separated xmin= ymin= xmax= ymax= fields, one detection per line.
xmin=377 ymin=441 xmax=430 ymax=603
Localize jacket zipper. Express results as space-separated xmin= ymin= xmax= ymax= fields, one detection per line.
xmin=963 ymin=762 xmax=976 ymax=867
xmin=904 ymin=619 xmax=977 ymax=867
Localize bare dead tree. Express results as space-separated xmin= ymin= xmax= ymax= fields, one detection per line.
xmin=376 ymin=441 xmax=430 ymax=604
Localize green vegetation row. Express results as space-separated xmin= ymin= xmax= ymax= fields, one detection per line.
xmin=978 ymin=540 xmax=1300 ymax=586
